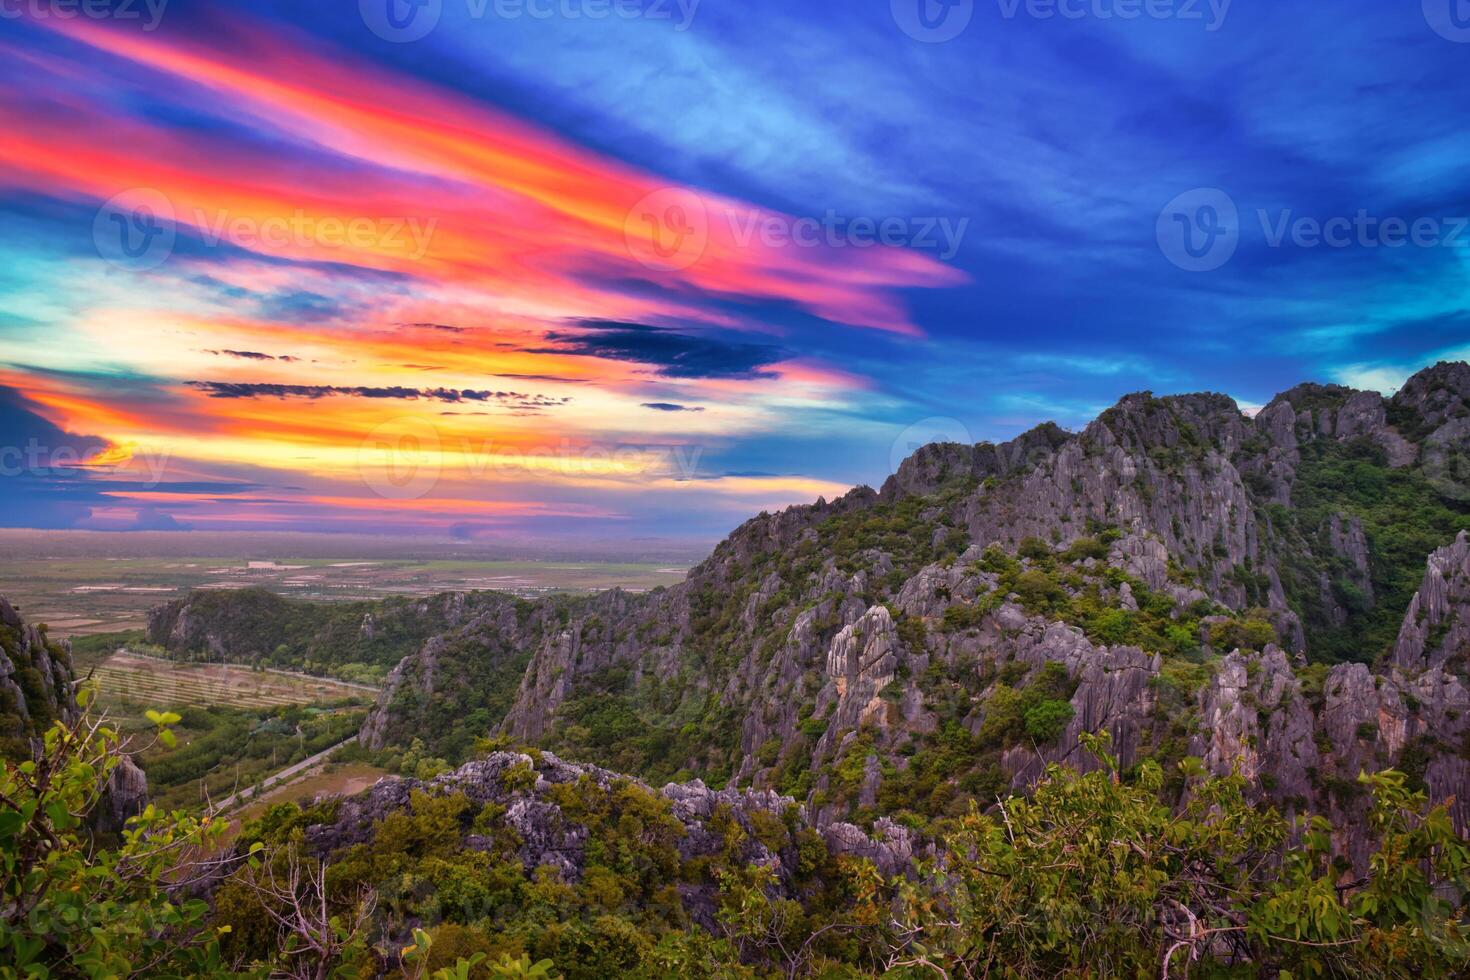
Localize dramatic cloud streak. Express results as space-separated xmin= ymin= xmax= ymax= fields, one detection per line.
xmin=0 ymin=4 xmax=1464 ymax=538
xmin=185 ymin=382 xmax=571 ymax=407
xmin=534 ymin=321 xmax=786 ymax=379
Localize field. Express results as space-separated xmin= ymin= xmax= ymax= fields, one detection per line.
xmin=0 ymin=554 xmax=693 ymax=639
xmin=134 ymin=703 xmax=371 ymax=812
xmin=0 ymin=529 xmax=703 ymax=812
xmin=79 ymin=647 xmax=380 ymax=811
xmin=91 ymin=651 xmax=376 ymax=712
xmin=231 ymin=762 xmax=390 ymax=827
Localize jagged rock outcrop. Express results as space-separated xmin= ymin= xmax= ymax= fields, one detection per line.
xmin=1002 ymin=634 xmax=1161 ymax=786
xmin=300 ymin=750 xmax=916 ymax=925
xmin=243 ymin=362 xmax=1470 ymax=865
xmin=1194 ymin=647 xmax=1319 ymax=801
xmin=1394 ymin=531 xmax=1470 ymax=672
xmin=821 ymin=606 xmax=904 ymax=736
xmin=97 ymin=755 xmax=150 ymax=833
xmin=0 ymin=594 xmax=80 ymax=754
xmin=0 ymin=594 xmax=149 ymax=830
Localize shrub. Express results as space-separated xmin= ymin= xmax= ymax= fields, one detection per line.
xmin=1023 ymin=699 xmax=1075 ymax=742
xmin=1209 ymin=615 xmax=1277 ymax=652
xmin=1018 ymin=537 xmax=1052 ymax=561
xmin=1062 ymin=536 xmax=1110 ymax=562
xmin=1013 ymin=570 xmax=1063 ymax=611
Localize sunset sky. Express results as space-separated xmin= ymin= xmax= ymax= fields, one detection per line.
xmin=2 ymin=1 xmax=1469 ymax=539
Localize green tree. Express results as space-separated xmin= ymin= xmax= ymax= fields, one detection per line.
xmin=885 ymin=734 xmax=1470 ymax=978
xmin=0 ymin=706 xmax=230 ymax=978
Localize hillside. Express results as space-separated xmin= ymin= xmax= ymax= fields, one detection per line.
xmin=151 ymin=364 xmax=1470 ymax=861
xmin=0 ymin=594 xmax=79 ymax=760
xmin=146 ymin=588 xmax=528 ymax=685
xmin=1 ymin=595 xmax=148 ymax=829
xmin=22 ymin=362 xmax=1470 ymax=978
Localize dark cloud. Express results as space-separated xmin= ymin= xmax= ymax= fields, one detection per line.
xmin=186 ymin=382 xmax=570 ymax=408
xmin=0 ymin=385 xmax=108 ymax=464
xmin=0 ymin=387 xmax=259 ymax=530
xmin=641 ymin=402 xmax=705 ymax=412
xmin=533 ymin=320 xmax=785 ymax=379
xmin=204 ymin=349 xmax=301 ymax=362
xmin=398 ymin=322 xmax=468 ymax=333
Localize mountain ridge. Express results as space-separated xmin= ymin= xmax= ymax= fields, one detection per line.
xmin=150 ymin=362 xmax=1470 ymax=864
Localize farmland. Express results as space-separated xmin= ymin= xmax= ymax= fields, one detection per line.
xmin=229 ymin=762 xmax=390 ymax=826
xmin=90 ymin=651 xmax=375 ymax=712
xmin=0 ymin=530 xmax=697 ymax=639
xmin=78 ymin=646 xmax=380 ymax=811
xmin=135 ymin=703 xmax=370 ymax=812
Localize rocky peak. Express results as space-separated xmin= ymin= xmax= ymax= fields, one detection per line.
xmin=880 ymin=422 xmax=1072 ymax=500
xmin=1090 ymin=391 xmax=1250 ymax=456
xmin=1391 ymin=363 xmax=1470 ymax=500
xmin=324 ymin=364 xmax=1470 ymax=870
xmin=1392 ymin=361 xmax=1470 ymax=431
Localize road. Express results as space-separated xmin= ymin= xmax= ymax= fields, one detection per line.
xmin=211 ymin=737 xmax=356 ymax=813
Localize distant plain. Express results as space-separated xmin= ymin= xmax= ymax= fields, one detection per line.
xmin=0 ymin=529 xmax=702 ymax=638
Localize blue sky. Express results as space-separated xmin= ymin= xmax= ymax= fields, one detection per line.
xmin=0 ymin=0 xmax=1467 ymax=538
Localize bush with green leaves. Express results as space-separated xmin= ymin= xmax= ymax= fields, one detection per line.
xmin=0 ymin=704 xmax=231 ymax=978
xmin=1021 ymin=698 xmax=1074 ymax=742
xmin=9 ymin=686 xmax=1468 ymax=980
xmin=885 ymin=734 xmax=1470 ymax=978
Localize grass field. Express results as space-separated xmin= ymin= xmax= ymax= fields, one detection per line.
xmin=0 ymin=554 xmax=692 ymax=638
xmin=91 ymin=651 xmax=374 ymax=712
xmin=78 ymin=648 xmax=380 ymax=811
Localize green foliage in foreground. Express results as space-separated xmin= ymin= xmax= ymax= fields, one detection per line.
xmin=0 ymin=704 xmax=230 ymax=978
xmin=6 ymin=717 xmax=1468 ymax=978
xmin=888 ymin=735 xmax=1470 ymax=978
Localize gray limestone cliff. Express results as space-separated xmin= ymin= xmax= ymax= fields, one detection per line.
xmin=326 ymin=363 xmax=1470 ymax=864
xmin=0 ymin=593 xmax=148 ymax=831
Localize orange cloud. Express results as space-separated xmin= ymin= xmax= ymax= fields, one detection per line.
xmin=11 ymin=13 xmax=962 ymax=336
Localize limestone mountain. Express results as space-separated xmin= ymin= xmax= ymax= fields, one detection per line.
xmin=0 ymin=594 xmax=147 ymax=829
xmin=147 ymin=587 xmax=526 ymax=686
xmin=162 ymin=363 xmax=1470 ymax=861
xmin=0 ymin=595 xmax=79 ymax=760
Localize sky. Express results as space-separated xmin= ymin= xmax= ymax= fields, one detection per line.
xmin=1 ymin=0 xmax=1468 ymax=541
